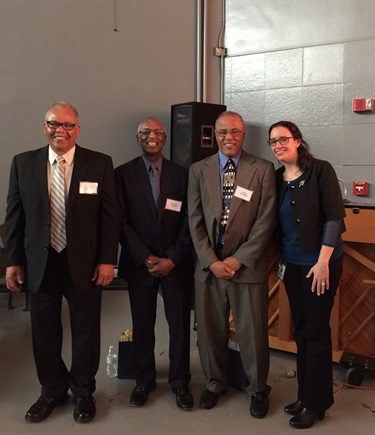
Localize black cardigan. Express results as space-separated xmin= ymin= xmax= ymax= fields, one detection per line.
xmin=276 ymin=159 xmax=346 ymax=253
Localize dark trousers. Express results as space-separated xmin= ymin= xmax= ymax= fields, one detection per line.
xmin=283 ymin=256 xmax=343 ymax=411
xmin=28 ymin=248 xmax=102 ymax=399
xmin=128 ymin=277 xmax=191 ymax=389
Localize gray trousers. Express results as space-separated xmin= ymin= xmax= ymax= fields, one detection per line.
xmin=194 ymin=276 xmax=270 ymax=395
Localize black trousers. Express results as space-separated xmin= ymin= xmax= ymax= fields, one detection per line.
xmin=283 ymin=256 xmax=343 ymax=411
xmin=28 ymin=248 xmax=102 ymax=399
xmin=128 ymin=277 xmax=191 ymax=389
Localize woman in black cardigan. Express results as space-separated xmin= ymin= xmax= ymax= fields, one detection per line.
xmin=267 ymin=121 xmax=346 ymax=429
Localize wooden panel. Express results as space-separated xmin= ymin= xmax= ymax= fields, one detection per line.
xmin=267 ymin=241 xmax=375 ymax=361
xmin=343 ymin=208 xmax=375 ymax=243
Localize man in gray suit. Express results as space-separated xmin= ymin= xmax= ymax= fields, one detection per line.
xmin=188 ymin=111 xmax=276 ymax=418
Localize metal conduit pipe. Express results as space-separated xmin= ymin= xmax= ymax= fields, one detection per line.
xmin=197 ymin=0 xmax=226 ymax=104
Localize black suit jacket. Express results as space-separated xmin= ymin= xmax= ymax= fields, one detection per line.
xmin=5 ymin=144 xmax=120 ymax=292
xmin=115 ymin=156 xmax=193 ymax=287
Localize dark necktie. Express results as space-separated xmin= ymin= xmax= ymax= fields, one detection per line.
xmin=50 ymin=156 xmax=67 ymax=252
xmin=219 ymin=159 xmax=236 ymax=244
xmin=149 ymin=164 xmax=160 ymax=205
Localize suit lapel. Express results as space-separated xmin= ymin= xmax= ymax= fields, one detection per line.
xmin=158 ymin=158 xmax=172 ymax=219
xmin=227 ymin=152 xmax=257 ymax=226
xmin=31 ymin=147 xmax=50 ymax=211
xmin=202 ymin=155 xmax=222 ymax=224
xmin=67 ymin=145 xmax=90 ymax=213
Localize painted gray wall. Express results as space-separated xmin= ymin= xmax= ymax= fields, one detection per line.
xmin=0 ymin=0 xmax=203 ymax=222
xmin=1 ymin=0 xmax=374 ymax=225
xmin=224 ymin=0 xmax=375 ymax=203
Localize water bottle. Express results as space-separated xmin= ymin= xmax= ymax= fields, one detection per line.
xmin=106 ymin=345 xmax=118 ymax=377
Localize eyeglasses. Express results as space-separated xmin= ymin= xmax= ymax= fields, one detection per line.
xmin=45 ymin=121 xmax=77 ymax=131
xmin=215 ymin=129 xmax=244 ymax=138
xmin=138 ymin=129 xmax=166 ymax=138
xmin=267 ymin=136 xmax=293 ymax=147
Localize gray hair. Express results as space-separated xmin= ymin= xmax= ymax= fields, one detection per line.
xmin=45 ymin=102 xmax=79 ymax=121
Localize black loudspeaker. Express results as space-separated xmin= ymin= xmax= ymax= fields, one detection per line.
xmin=170 ymin=101 xmax=227 ymax=168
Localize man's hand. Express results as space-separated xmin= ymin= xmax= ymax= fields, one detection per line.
xmin=223 ymin=256 xmax=241 ymax=273
xmin=209 ymin=261 xmax=235 ymax=280
xmin=91 ymin=264 xmax=115 ymax=286
xmin=6 ymin=265 xmax=24 ymax=292
xmin=146 ymin=256 xmax=175 ymax=278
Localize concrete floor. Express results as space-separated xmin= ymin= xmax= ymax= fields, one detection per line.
xmin=0 ymin=290 xmax=374 ymax=435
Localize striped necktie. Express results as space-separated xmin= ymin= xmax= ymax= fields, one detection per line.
xmin=50 ymin=156 xmax=67 ymax=252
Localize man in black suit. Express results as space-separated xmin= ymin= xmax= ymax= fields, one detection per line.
xmin=115 ymin=117 xmax=193 ymax=411
xmin=4 ymin=102 xmax=119 ymax=423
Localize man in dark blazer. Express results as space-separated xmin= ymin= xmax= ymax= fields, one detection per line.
xmin=188 ymin=111 xmax=276 ymax=418
xmin=4 ymin=102 xmax=119 ymax=423
xmin=115 ymin=117 xmax=193 ymax=411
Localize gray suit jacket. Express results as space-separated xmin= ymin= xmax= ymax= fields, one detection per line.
xmin=188 ymin=150 xmax=276 ymax=283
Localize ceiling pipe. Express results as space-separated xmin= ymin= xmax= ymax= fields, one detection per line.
xmin=196 ymin=0 xmax=206 ymax=102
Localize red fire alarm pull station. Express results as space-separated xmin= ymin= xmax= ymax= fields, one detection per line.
xmin=352 ymin=181 xmax=369 ymax=196
xmin=352 ymin=98 xmax=374 ymax=112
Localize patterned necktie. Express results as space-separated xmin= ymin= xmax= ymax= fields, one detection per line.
xmin=220 ymin=158 xmax=236 ymax=229
xmin=149 ymin=164 xmax=160 ymax=205
xmin=50 ymin=156 xmax=67 ymax=252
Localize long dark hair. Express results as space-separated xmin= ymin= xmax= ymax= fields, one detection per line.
xmin=268 ymin=121 xmax=314 ymax=172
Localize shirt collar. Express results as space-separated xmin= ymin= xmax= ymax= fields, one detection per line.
xmin=218 ymin=151 xmax=241 ymax=170
xmin=48 ymin=145 xmax=76 ymax=167
xmin=142 ymin=155 xmax=163 ymax=172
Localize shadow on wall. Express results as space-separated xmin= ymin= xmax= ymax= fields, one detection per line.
xmin=245 ymin=123 xmax=275 ymax=163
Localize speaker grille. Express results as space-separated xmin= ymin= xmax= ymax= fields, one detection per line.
xmin=170 ymin=102 xmax=227 ymax=168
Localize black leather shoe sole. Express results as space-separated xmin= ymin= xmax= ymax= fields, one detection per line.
xmin=284 ymin=400 xmax=303 ymax=415
xmin=25 ymin=393 xmax=69 ymax=423
xmin=199 ymin=389 xmax=220 ymax=410
xmin=289 ymin=408 xmax=325 ymax=429
xmin=250 ymin=391 xmax=269 ymax=419
xmin=130 ymin=383 xmax=156 ymax=407
xmin=73 ymin=397 xmax=96 ymax=423
xmin=173 ymin=387 xmax=194 ymax=411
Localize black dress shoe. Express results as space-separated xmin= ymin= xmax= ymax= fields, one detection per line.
xmin=289 ymin=407 xmax=325 ymax=429
xmin=172 ymin=386 xmax=194 ymax=411
xmin=73 ymin=396 xmax=96 ymax=423
xmin=25 ymin=393 xmax=69 ymax=422
xmin=129 ymin=382 xmax=156 ymax=407
xmin=284 ymin=400 xmax=303 ymax=415
xmin=199 ymin=389 xmax=220 ymax=410
xmin=250 ymin=391 xmax=269 ymax=419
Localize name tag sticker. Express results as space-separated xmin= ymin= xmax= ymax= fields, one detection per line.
xmin=165 ymin=198 xmax=182 ymax=212
xmin=234 ymin=186 xmax=253 ymax=202
xmin=79 ymin=181 xmax=98 ymax=195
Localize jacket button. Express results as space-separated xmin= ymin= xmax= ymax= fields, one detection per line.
xmin=295 ymin=219 xmax=301 ymax=225
xmin=291 ymin=201 xmax=296 ymax=206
